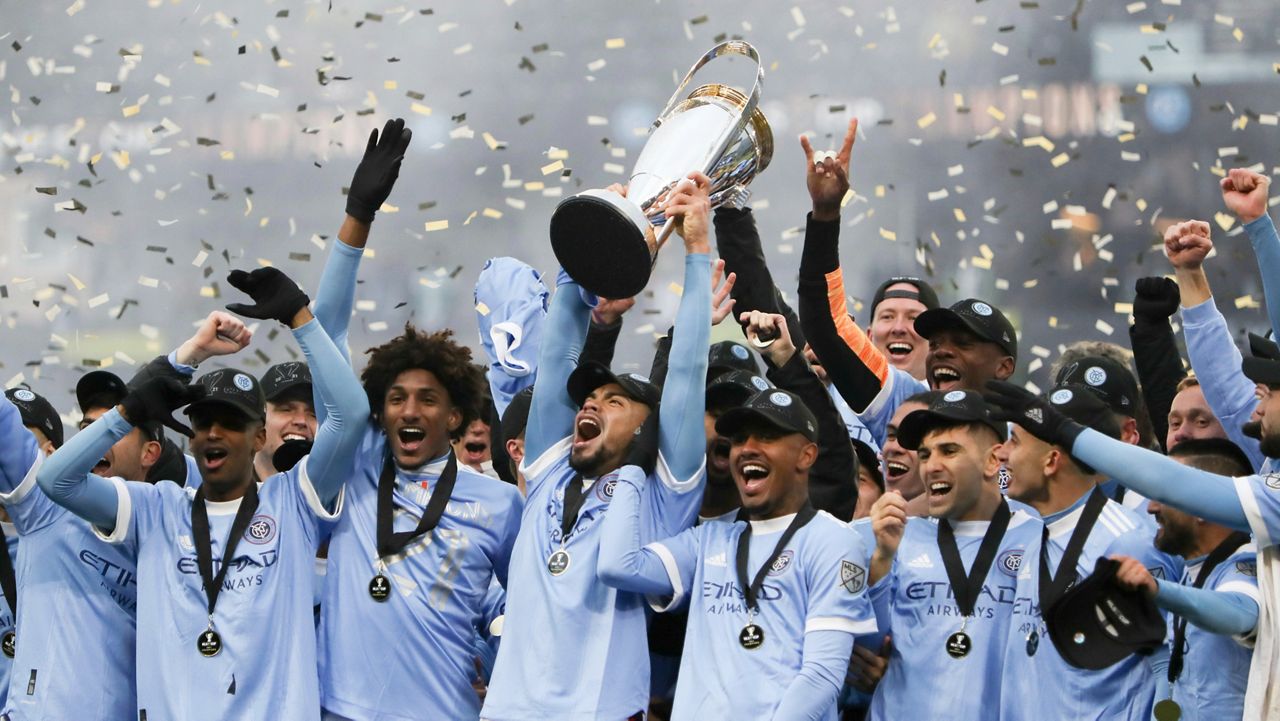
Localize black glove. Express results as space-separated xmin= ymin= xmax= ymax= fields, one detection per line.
xmin=624 ymin=409 xmax=660 ymax=476
xmin=272 ymin=439 xmax=312 ymax=473
xmin=346 ymin=118 xmax=413 ymax=223
xmin=983 ymin=380 xmax=1087 ymax=449
xmin=225 ymin=267 xmax=310 ymax=325
xmin=1132 ymin=276 xmax=1180 ymax=324
xmin=120 ymin=377 xmax=206 ymax=438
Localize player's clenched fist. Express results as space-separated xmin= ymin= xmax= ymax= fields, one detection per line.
xmin=1109 ymin=554 xmax=1158 ymax=598
xmin=1163 ymin=220 xmax=1213 ymax=271
xmin=1220 ymin=168 xmax=1271 ymax=225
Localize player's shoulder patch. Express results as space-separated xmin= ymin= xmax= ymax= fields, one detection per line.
xmin=1235 ymin=559 xmax=1258 ymax=577
xmin=840 ymin=559 xmax=866 ymax=594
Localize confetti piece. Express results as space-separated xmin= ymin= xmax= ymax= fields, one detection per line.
xmin=410 ymin=103 xmax=432 ymax=116
xmin=138 ymin=276 xmax=159 ymax=288
xmin=256 ymin=84 xmax=279 ymax=98
xmin=605 ymin=38 xmax=626 ymax=49
xmin=541 ymin=160 xmax=564 ymax=175
xmin=88 ymin=293 xmax=109 ymax=308
xmin=916 ymin=112 xmax=937 ymax=128
xmin=991 ymin=42 xmax=1009 ymax=56
xmin=1235 ymin=295 xmax=1259 ymax=309
xmin=879 ymin=228 xmax=897 ymax=241
xmin=1095 ymin=319 xmax=1114 ymax=335
xmin=424 ymin=220 xmax=449 ymax=232
xmin=66 ymin=0 xmax=85 ymax=15
xmin=1214 ymin=212 xmax=1236 ymax=231
xmin=1050 ymin=153 xmax=1070 ymax=168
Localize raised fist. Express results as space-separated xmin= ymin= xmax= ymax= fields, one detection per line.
xmin=1163 ymin=220 xmax=1213 ymax=271
xmin=1220 ymin=168 xmax=1270 ymax=225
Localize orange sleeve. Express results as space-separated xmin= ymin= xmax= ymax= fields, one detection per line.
xmin=824 ymin=268 xmax=890 ymax=385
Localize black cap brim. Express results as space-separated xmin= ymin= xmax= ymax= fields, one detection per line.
xmin=184 ymin=397 xmax=264 ymax=423
xmin=76 ymin=370 xmax=128 ymax=413
xmin=897 ymin=408 xmax=1005 ymax=451
xmin=715 ymin=405 xmax=816 ymax=443
xmin=914 ymin=307 xmax=1016 ymax=358
xmin=1243 ymin=357 xmax=1280 ymax=386
xmin=566 ymin=361 xmax=658 ymax=408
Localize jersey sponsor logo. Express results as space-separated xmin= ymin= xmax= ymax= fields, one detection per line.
xmin=768 ymin=550 xmax=794 ymax=576
xmin=79 ymin=549 xmax=140 ymax=612
xmin=841 ymin=560 xmax=866 ymax=594
xmin=1236 ymin=560 xmax=1257 ymax=577
xmin=244 ymin=514 xmax=277 ymax=545
xmin=706 ymin=551 xmax=727 ymax=567
xmin=907 ymin=553 xmax=934 ymax=568
xmin=997 ymin=549 xmax=1023 ymax=577
xmin=1265 ymin=473 xmax=1280 ymax=490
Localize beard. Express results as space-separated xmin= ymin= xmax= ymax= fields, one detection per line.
xmin=569 ymin=444 xmax=611 ymax=478
xmin=1243 ymin=420 xmax=1262 ymax=440
xmin=1258 ymin=427 xmax=1280 ymax=459
xmin=1154 ymin=518 xmax=1197 ymax=557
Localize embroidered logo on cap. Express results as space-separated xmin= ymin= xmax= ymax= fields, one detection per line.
xmin=1085 ymin=367 xmax=1107 ymax=386
xmin=769 ymin=392 xmax=792 ymax=407
xmin=751 ymin=376 xmax=770 ymax=391
xmin=943 ymin=390 xmax=967 ymax=402
xmin=233 ymin=374 xmax=254 ymax=392
xmin=626 ymin=373 xmax=650 ymax=384
xmin=971 ymin=302 xmax=993 ymax=316
xmin=11 ymin=389 xmax=35 ymax=402
xmin=731 ymin=345 xmax=749 ymax=360
xmin=1050 ymin=389 xmax=1074 ymax=405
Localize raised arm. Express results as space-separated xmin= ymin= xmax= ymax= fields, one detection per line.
xmin=1128 ymin=277 xmax=1185 ymax=452
xmin=658 ymin=173 xmax=713 ymax=482
xmin=523 ymin=270 xmax=594 ymax=462
xmin=713 ymin=206 xmax=805 ymax=349
xmin=1221 ymin=168 xmax=1280 ymax=339
xmin=1112 ymin=554 xmax=1258 ymax=636
xmin=35 ymin=411 xmax=131 ymax=530
xmin=0 ymin=393 xmax=43 ymax=491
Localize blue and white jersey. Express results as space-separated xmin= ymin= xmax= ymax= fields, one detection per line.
xmin=0 ymin=457 xmax=137 ymax=721
xmin=857 ymin=366 xmax=928 ymax=448
xmin=868 ymin=510 xmax=1040 ymax=721
xmin=1000 ymin=492 xmax=1167 ymax=721
xmin=481 ymin=438 xmax=703 ymax=721
xmin=651 ymin=512 xmax=875 ymax=720
xmin=99 ymin=462 xmax=339 ymax=721
xmin=1169 ymin=547 xmax=1258 ymax=721
xmin=829 ymin=384 xmax=877 ymax=451
xmin=318 ymin=427 xmax=523 ymax=721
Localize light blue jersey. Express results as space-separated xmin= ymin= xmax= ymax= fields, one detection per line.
xmin=1000 ymin=491 xmax=1168 ymax=721
xmin=0 ymin=523 xmax=19 ymax=712
xmin=318 ymin=427 xmax=522 ymax=721
xmin=100 ymin=459 xmax=339 ymax=720
xmin=0 ymin=399 xmax=137 ymax=721
xmin=857 ymin=366 xmax=928 ymax=448
xmin=868 ymin=510 xmax=1041 ymax=721
xmin=1168 ymin=547 xmax=1258 ymax=721
xmin=648 ymin=509 xmax=876 ymax=720
xmin=481 ymin=441 xmax=703 ymax=720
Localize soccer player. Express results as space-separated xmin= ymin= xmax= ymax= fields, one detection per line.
xmin=1167 ymin=378 xmax=1229 ymax=450
xmin=863 ymin=390 xmax=1039 ymax=720
xmin=253 ymin=361 xmax=317 ymax=478
xmin=35 ymin=266 xmax=368 ymax=720
xmin=598 ymin=388 xmax=876 ymax=719
xmin=76 ymin=369 xmax=165 ymax=483
xmin=0 ymin=310 xmax=249 ymax=721
xmin=480 ymin=172 xmax=713 ymax=720
xmin=1112 ymin=438 xmax=1259 ymax=721
xmin=986 ymin=384 xmax=1177 ymax=721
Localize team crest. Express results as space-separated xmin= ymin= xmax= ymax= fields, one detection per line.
xmin=840 ymin=560 xmax=866 ymax=594
xmin=244 ymin=514 xmax=277 ymax=545
xmin=11 ymin=389 xmax=34 ymax=402
xmin=997 ymin=549 xmax=1023 ymax=577
xmin=232 ymin=373 xmax=254 ymax=392
xmin=1085 ymin=367 xmax=1107 ymax=386
xmin=768 ymin=550 xmax=794 ymax=576
xmin=596 ymin=476 xmax=617 ymax=502
xmin=1236 ymin=560 xmax=1257 ymax=577
xmin=1265 ymin=474 xmax=1280 ymax=490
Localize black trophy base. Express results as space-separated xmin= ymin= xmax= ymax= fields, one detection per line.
xmin=550 ymin=194 xmax=654 ymax=298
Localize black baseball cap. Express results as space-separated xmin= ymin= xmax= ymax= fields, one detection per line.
xmin=896 ymin=389 xmax=1006 ymax=451
xmin=1242 ymin=332 xmax=1280 ymax=386
xmin=1045 ymin=384 xmax=1120 ymax=438
xmin=715 ymin=388 xmax=819 ymax=443
xmin=6 ymin=387 xmax=63 ymax=448
xmin=851 ymin=437 xmax=884 ymax=490
xmin=185 ymin=368 xmax=266 ymax=422
xmin=567 ymin=361 xmax=660 ymax=409
xmin=707 ymin=341 xmax=758 ymax=379
xmin=501 ymin=386 xmax=535 ymax=442
xmin=261 ymin=361 xmax=312 ymax=403
xmin=870 ymin=276 xmax=941 ymax=317
xmin=914 ymin=298 xmax=1018 ymax=360
xmin=706 ymin=370 xmax=774 ymax=411
xmin=1055 ymin=356 xmax=1138 ymax=417
xmin=1045 ymin=557 xmax=1166 ymax=670
xmin=76 ymin=370 xmax=128 ymax=413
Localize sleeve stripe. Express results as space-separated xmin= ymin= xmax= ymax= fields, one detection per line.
xmin=824 ymin=269 xmax=890 ymax=386
xmin=645 ymin=542 xmax=685 ymax=613
xmin=519 ymin=436 xmax=572 ymax=480
xmin=298 ymin=458 xmax=343 ymax=521
xmin=91 ymin=477 xmax=132 ymax=544
xmin=655 ymin=452 xmax=704 ymax=494
xmin=1233 ymin=476 xmax=1272 ymax=547
xmin=806 ymin=616 xmax=878 ymax=635
xmin=0 ymin=451 xmax=43 ymax=506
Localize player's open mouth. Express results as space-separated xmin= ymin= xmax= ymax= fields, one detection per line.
xmin=929 ymin=481 xmax=953 ymax=498
xmin=887 ymin=342 xmax=913 ymax=358
xmin=283 ymin=433 xmax=309 ymax=443
xmin=203 ymin=447 xmax=229 ymax=472
xmin=93 ymin=458 xmax=110 ymax=473
xmin=574 ymin=416 xmax=601 ymax=446
xmin=885 ymin=460 xmax=910 ymax=479
xmin=397 ymin=427 xmax=426 ymax=454
xmin=738 ymin=461 xmax=771 ymax=493
xmin=930 ymin=366 xmax=961 ymax=388
xmin=464 ymin=441 xmax=487 ymax=456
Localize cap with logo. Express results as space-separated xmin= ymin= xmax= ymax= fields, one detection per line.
xmin=566 ymin=361 xmax=661 ymax=409
xmin=1044 ymin=557 xmax=1166 ymax=670
xmin=914 ymin=298 xmax=1018 ymax=361
xmin=5 ymin=387 xmax=63 ymax=448
xmin=851 ymin=437 xmax=884 ymax=490
xmin=896 ymin=389 xmax=1006 ymax=451
xmin=1054 ymin=356 xmax=1138 ymax=417
xmin=870 ymin=276 xmax=941 ymax=317
xmin=1242 ymin=332 xmax=1280 ymax=386
xmin=184 ymin=368 xmax=266 ymax=422
xmin=76 ymin=370 xmax=129 ymax=414
xmin=706 ymin=370 xmax=774 ymax=412
xmin=715 ymin=388 xmax=819 ymax=443
xmin=707 ymin=341 xmax=758 ymax=379
xmin=261 ymin=361 xmax=312 ymax=403
xmin=1044 ymin=384 xmax=1117 ymax=435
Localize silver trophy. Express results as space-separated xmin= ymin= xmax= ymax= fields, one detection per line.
xmin=550 ymin=41 xmax=773 ymax=298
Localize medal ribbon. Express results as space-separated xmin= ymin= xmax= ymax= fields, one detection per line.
xmin=735 ymin=505 xmax=817 ymax=616
xmin=375 ymin=450 xmax=459 ymax=558
xmin=191 ymin=482 xmax=260 ymax=619
xmin=938 ymin=499 xmax=1012 ymax=618
xmin=1168 ymin=531 xmax=1250 ymax=684
xmin=1039 ymin=487 xmax=1108 ymax=612
xmin=559 ymin=473 xmax=592 ymax=542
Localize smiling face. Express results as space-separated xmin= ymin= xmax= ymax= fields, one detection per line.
xmin=80 ymin=406 xmax=160 ymax=482
xmin=728 ymin=418 xmax=817 ymax=519
xmin=883 ymin=400 xmax=928 ymax=499
xmin=925 ymin=328 xmax=1014 ymax=392
xmin=915 ymin=424 xmax=1001 ymax=520
xmin=870 ymin=285 xmax=929 ymax=381
xmin=262 ymin=393 xmax=317 ymax=459
xmin=570 ymin=383 xmax=650 ymax=478
xmin=188 ymin=405 xmax=265 ymax=494
xmin=1253 ymin=384 xmax=1280 ymax=458
xmin=994 ymin=423 xmax=1054 ymax=505
xmin=381 ymin=369 xmax=462 ymax=469
xmin=452 ymin=417 xmax=492 ymax=469
xmin=1166 ymin=385 xmax=1226 ymax=450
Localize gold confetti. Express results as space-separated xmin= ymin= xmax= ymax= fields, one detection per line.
xmin=541 ymin=160 xmax=564 ymax=175
xmin=1236 ymin=295 xmax=1260 ymax=309
xmin=879 ymin=228 xmax=897 ymax=241
xmin=986 ymin=106 xmax=1006 ymax=121
xmin=605 ymin=38 xmax=626 ymax=49
xmin=1214 ymin=212 xmax=1236 ymax=231
xmin=410 ymin=103 xmax=432 ymax=116
xmin=475 ymin=301 xmax=491 ymax=316
xmin=1050 ymin=152 xmax=1070 ymax=168
xmin=916 ymin=112 xmax=937 ymax=128
xmin=424 ymin=220 xmax=449 ymax=232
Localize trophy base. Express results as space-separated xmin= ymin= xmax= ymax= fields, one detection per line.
xmin=550 ymin=190 xmax=655 ymax=298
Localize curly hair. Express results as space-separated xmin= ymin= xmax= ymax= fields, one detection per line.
xmin=361 ymin=324 xmax=485 ymax=440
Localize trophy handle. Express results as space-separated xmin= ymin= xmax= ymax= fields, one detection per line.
xmin=652 ymin=41 xmax=763 ymax=176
